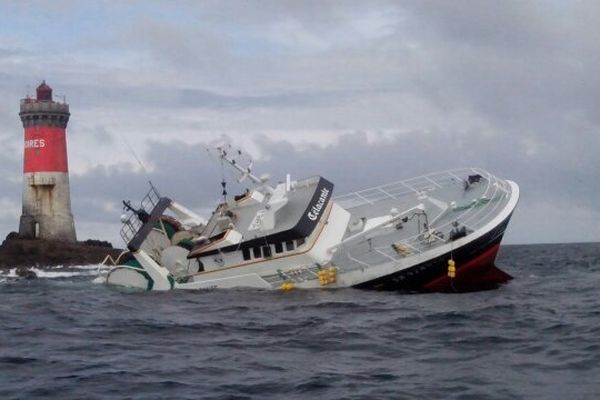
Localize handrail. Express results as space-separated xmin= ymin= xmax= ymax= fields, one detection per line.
xmin=333 ymin=169 xmax=514 ymax=270
xmin=334 ymin=168 xmax=495 ymax=210
xmin=119 ymin=184 xmax=162 ymax=244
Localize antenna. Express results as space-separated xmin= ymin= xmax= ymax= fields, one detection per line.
xmin=213 ymin=143 xmax=264 ymax=185
xmin=220 ymin=155 xmax=227 ymax=202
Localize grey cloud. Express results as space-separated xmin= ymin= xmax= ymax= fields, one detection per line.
xmin=124 ymin=17 xmax=228 ymax=68
xmin=403 ymin=1 xmax=553 ymax=53
xmin=396 ymin=2 xmax=600 ymax=131
xmin=70 ymin=164 xmax=149 ymax=213
xmin=46 ymin=83 xmax=351 ymax=112
xmin=92 ymin=126 xmax=115 ymax=145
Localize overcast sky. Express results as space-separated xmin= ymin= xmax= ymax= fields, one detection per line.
xmin=1 ymin=1 xmax=599 ymax=246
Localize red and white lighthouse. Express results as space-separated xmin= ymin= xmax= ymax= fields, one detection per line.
xmin=18 ymin=81 xmax=76 ymax=242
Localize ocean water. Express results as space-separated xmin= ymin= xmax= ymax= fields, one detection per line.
xmin=1 ymin=243 xmax=599 ymax=400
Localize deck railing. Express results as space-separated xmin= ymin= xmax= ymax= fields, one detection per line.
xmin=333 ymin=168 xmax=512 ymax=272
xmin=335 ymin=168 xmax=499 ymax=210
xmin=119 ymin=183 xmax=162 ymax=244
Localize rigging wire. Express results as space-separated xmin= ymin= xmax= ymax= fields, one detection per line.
xmin=118 ymin=133 xmax=158 ymax=195
xmin=220 ymin=156 xmax=228 ymax=202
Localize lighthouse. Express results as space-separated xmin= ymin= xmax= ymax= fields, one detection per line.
xmin=18 ymin=81 xmax=77 ymax=242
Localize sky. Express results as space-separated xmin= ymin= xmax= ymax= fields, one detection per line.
xmin=0 ymin=0 xmax=599 ymax=246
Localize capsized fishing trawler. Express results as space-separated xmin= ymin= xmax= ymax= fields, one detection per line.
xmin=105 ymin=146 xmax=519 ymax=292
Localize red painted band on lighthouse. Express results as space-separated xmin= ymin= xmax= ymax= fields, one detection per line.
xmin=23 ymin=126 xmax=69 ymax=173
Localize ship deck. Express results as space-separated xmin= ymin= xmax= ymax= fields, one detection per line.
xmin=331 ymin=168 xmax=514 ymax=274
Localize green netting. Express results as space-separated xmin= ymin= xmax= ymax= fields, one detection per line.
xmin=177 ymin=239 xmax=194 ymax=250
xmin=155 ymin=219 xmax=177 ymax=239
xmin=121 ymin=258 xmax=141 ymax=267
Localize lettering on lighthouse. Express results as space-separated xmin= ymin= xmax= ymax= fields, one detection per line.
xmin=24 ymin=138 xmax=46 ymax=149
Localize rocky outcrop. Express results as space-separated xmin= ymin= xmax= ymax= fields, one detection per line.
xmin=0 ymin=232 xmax=122 ymax=269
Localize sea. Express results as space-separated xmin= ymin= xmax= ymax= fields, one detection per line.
xmin=1 ymin=242 xmax=599 ymax=400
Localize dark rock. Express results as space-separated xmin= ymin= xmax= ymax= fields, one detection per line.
xmin=83 ymin=239 xmax=113 ymax=248
xmin=16 ymin=266 xmax=37 ymax=280
xmin=0 ymin=237 xmax=123 ymax=269
xmin=2 ymin=231 xmax=20 ymax=245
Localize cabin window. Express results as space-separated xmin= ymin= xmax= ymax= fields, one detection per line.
xmin=253 ymin=247 xmax=262 ymax=258
xmin=262 ymin=245 xmax=272 ymax=258
xmin=285 ymin=240 xmax=295 ymax=251
xmin=242 ymin=248 xmax=251 ymax=261
xmin=274 ymin=242 xmax=283 ymax=254
xmin=296 ymin=238 xmax=305 ymax=247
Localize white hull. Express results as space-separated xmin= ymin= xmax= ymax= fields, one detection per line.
xmin=106 ymin=168 xmax=519 ymax=293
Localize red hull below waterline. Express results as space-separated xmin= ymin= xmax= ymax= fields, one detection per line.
xmin=424 ymin=243 xmax=512 ymax=293
xmin=353 ymin=214 xmax=514 ymax=293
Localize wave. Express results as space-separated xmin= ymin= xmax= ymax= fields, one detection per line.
xmin=0 ymin=264 xmax=109 ymax=280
